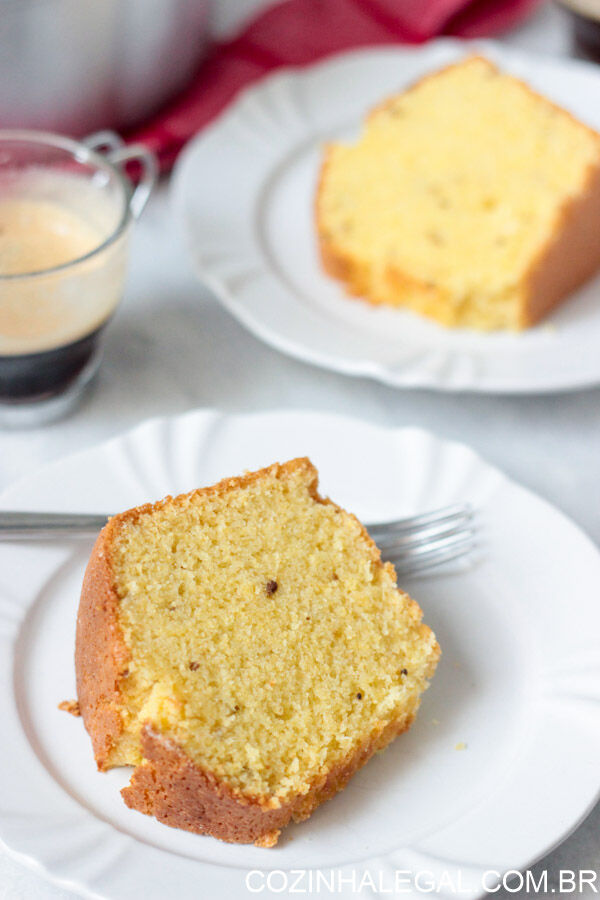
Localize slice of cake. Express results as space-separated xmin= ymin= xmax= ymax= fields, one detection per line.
xmin=316 ymin=55 xmax=600 ymax=330
xmin=76 ymin=458 xmax=439 ymax=847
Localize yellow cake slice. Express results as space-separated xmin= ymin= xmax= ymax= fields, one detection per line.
xmin=316 ymin=55 xmax=600 ymax=330
xmin=75 ymin=458 xmax=439 ymax=847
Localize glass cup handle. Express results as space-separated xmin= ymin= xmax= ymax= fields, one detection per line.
xmin=83 ymin=130 xmax=125 ymax=155
xmin=83 ymin=131 xmax=158 ymax=219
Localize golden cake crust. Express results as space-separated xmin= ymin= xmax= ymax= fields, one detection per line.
xmin=524 ymin=162 xmax=600 ymax=327
xmin=76 ymin=458 xmax=439 ymax=846
xmin=316 ymin=56 xmax=600 ymax=330
xmin=76 ymin=522 xmax=131 ymax=770
xmin=120 ymin=713 xmax=415 ymax=847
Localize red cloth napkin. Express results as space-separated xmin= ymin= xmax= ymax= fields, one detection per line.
xmin=127 ymin=0 xmax=541 ymax=172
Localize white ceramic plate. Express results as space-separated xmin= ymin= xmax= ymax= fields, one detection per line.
xmin=172 ymin=40 xmax=600 ymax=393
xmin=0 ymin=409 xmax=599 ymax=900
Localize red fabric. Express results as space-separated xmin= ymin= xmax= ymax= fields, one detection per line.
xmin=126 ymin=0 xmax=541 ymax=172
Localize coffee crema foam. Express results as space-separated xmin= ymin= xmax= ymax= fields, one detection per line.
xmin=0 ymin=176 xmax=127 ymax=356
xmin=0 ymin=199 xmax=103 ymax=276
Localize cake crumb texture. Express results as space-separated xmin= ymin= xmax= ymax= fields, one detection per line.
xmin=76 ymin=458 xmax=439 ymax=844
xmin=317 ymin=56 xmax=600 ymax=330
xmin=58 ymin=699 xmax=81 ymax=717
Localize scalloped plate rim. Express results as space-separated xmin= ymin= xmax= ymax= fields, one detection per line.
xmin=0 ymin=408 xmax=598 ymax=900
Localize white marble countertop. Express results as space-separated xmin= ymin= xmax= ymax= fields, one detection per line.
xmin=1 ymin=3 xmax=599 ymax=898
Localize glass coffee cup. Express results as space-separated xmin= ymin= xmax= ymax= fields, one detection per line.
xmin=0 ymin=130 xmax=157 ymax=426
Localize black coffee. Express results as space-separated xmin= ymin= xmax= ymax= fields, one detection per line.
xmin=572 ymin=11 xmax=600 ymax=60
xmin=558 ymin=2 xmax=600 ymax=61
xmin=0 ymin=321 xmax=108 ymax=403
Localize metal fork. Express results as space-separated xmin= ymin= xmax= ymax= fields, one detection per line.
xmin=0 ymin=503 xmax=476 ymax=577
xmin=368 ymin=503 xmax=477 ymax=577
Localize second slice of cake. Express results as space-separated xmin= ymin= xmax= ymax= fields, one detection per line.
xmin=76 ymin=458 xmax=439 ymax=847
xmin=317 ymin=55 xmax=600 ymax=330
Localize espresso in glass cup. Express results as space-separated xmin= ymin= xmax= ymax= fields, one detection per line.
xmin=0 ymin=130 xmax=157 ymax=425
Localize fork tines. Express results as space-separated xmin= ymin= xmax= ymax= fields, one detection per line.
xmin=368 ymin=503 xmax=477 ymax=577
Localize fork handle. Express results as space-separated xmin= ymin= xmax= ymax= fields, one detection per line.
xmin=0 ymin=512 xmax=109 ymax=538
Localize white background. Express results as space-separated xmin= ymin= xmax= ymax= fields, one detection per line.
xmin=1 ymin=3 xmax=598 ymax=898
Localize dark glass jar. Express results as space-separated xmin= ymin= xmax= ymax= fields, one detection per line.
xmin=556 ymin=0 xmax=600 ymax=61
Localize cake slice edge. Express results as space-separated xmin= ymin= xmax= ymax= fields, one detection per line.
xmin=75 ymin=458 xmax=440 ymax=847
xmin=315 ymin=55 xmax=600 ymax=330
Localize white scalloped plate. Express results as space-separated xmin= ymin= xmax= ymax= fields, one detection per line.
xmin=172 ymin=40 xmax=600 ymax=393
xmin=0 ymin=409 xmax=599 ymax=899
